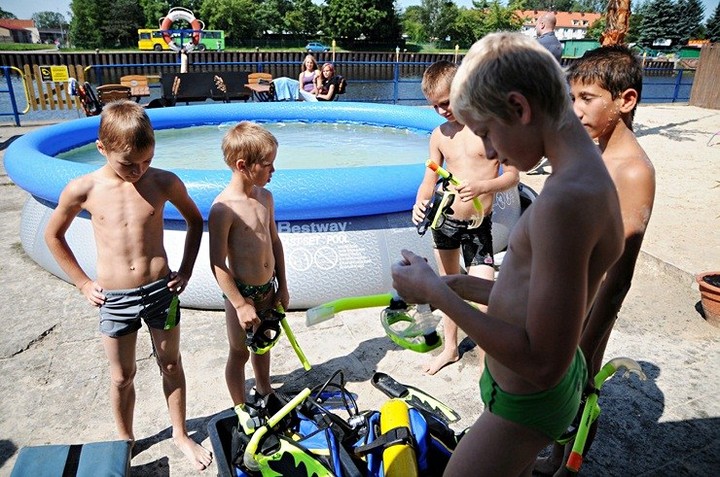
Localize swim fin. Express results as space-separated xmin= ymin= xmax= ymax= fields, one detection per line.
xmin=371 ymin=372 xmax=460 ymax=424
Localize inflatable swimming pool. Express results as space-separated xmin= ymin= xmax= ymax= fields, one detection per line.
xmin=6 ymin=102 xmax=523 ymax=309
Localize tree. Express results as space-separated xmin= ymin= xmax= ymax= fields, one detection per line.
xmin=676 ymin=0 xmax=705 ymax=43
xmin=284 ymin=0 xmax=321 ymax=35
xmin=401 ymin=6 xmax=426 ymax=43
xmin=1 ymin=8 xmax=18 ymax=19
xmin=322 ymin=0 xmax=401 ymax=41
xmin=32 ymin=12 xmax=67 ymax=29
xmin=523 ymin=0 xmax=576 ymax=12
xmin=419 ymin=0 xmax=459 ymax=43
xmin=453 ymin=7 xmax=487 ymax=47
xmin=199 ymin=0 xmax=262 ymax=46
xmin=637 ymin=0 xmax=678 ymax=46
xmin=707 ymin=3 xmax=720 ymax=42
xmin=70 ymin=0 xmax=103 ymax=48
xmin=483 ymin=0 xmax=524 ymax=33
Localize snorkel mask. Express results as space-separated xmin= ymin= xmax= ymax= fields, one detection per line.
xmin=380 ymin=298 xmax=442 ymax=353
xmin=416 ymin=180 xmax=455 ymax=236
xmin=246 ymin=308 xmax=284 ymax=355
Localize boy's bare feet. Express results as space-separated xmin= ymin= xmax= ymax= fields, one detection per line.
xmin=422 ymin=347 xmax=459 ymax=375
xmin=174 ymin=433 xmax=213 ymax=471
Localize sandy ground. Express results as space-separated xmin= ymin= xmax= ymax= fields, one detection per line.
xmin=0 ymin=103 xmax=719 ymax=476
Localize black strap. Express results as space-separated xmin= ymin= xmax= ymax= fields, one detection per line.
xmin=61 ymin=444 xmax=82 ymax=477
xmin=354 ymin=426 xmax=413 ymax=456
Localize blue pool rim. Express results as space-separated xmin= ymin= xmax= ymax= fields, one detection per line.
xmin=4 ymin=102 xmax=443 ymax=221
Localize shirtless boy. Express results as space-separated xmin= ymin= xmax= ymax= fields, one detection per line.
xmin=391 ymin=33 xmax=624 ymax=476
xmin=413 ymin=60 xmax=519 ymax=375
xmin=535 ymin=44 xmax=656 ymax=476
xmin=44 ymin=100 xmax=212 ymax=470
xmin=208 ymin=122 xmax=289 ymax=430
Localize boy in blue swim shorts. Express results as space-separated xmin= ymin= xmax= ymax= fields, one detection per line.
xmin=391 ymin=33 xmax=624 ymax=476
xmin=44 ymin=100 xmax=212 ymax=471
xmin=209 ymin=122 xmax=290 ymax=431
xmin=413 ymin=60 xmax=519 ymax=375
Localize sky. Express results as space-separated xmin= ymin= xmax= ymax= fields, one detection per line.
xmin=3 ymin=0 xmax=719 ymax=21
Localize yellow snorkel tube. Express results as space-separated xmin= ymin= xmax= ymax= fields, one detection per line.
xmin=426 ymin=160 xmax=484 ymax=229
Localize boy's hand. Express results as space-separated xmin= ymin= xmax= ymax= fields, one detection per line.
xmin=80 ymin=280 xmax=105 ymax=307
xmin=455 ymin=180 xmax=484 ymax=202
xmin=275 ymin=285 xmax=290 ymax=312
xmin=412 ymin=200 xmax=428 ymax=225
xmin=237 ymin=302 xmax=260 ymax=330
xmin=167 ymin=271 xmax=189 ymax=294
xmin=391 ymin=250 xmax=439 ymax=303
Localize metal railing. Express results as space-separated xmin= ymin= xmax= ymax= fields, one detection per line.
xmin=1 ymin=59 xmax=696 ymax=126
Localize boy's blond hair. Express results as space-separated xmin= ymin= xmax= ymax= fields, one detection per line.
xmin=222 ymin=121 xmax=278 ymax=168
xmin=98 ymin=100 xmax=155 ymax=153
xmin=421 ymin=60 xmax=458 ymax=98
xmin=451 ymin=32 xmax=570 ymax=128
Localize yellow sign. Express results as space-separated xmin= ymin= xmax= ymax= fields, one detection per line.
xmin=39 ymin=65 xmax=70 ymax=83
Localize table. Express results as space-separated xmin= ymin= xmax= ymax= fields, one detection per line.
xmin=130 ymin=85 xmax=150 ymax=101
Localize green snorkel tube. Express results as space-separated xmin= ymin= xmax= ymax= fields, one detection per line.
xmin=562 ymin=357 xmax=646 ymax=472
xmin=247 ymin=306 xmax=311 ymax=371
xmin=306 ymin=292 xmax=442 ymax=353
xmin=242 ymin=388 xmax=313 ymax=473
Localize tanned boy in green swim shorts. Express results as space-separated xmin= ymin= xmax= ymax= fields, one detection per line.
xmin=391 ymin=33 xmax=624 ymax=476
xmin=209 ymin=122 xmax=290 ymax=429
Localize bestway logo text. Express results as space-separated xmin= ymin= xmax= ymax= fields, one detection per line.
xmin=277 ymin=221 xmax=349 ymax=233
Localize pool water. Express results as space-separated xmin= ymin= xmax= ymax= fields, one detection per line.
xmin=58 ymin=121 xmax=431 ymax=170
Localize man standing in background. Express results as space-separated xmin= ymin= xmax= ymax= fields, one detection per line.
xmin=536 ymin=12 xmax=563 ymax=63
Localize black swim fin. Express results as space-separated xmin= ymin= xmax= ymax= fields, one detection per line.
xmin=371 ymin=372 xmax=460 ymax=424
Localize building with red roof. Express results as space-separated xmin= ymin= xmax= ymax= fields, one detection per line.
xmin=517 ymin=10 xmax=603 ymax=41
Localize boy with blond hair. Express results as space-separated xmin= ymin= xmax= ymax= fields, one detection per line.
xmin=44 ymin=100 xmax=212 ymax=470
xmin=535 ymin=45 xmax=656 ymax=477
xmin=208 ymin=122 xmax=289 ymax=429
xmin=391 ymin=33 xmax=624 ymax=476
xmin=413 ymin=60 xmax=519 ymax=375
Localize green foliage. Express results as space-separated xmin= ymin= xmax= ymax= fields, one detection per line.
xmin=708 ymin=3 xmax=720 ymax=42
xmin=31 ymin=11 xmax=67 ymax=29
xmin=676 ymin=0 xmax=705 ymax=42
xmin=284 ymin=0 xmax=321 ymax=35
xmin=402 ymin=6 xmax=425 ymax=42
xmin=199 ymin=0 xmax=262 ymax=46
xmin=585 ymin=17 xmax=605 ymax=40
xmin=637 ymin=0 xmax=678 ymax=46
xmin=322 ymin=0 xmax=401 ymax=41
xmin=420 ymin=0 xmax=459 ymax=42
xmin=0 ymin=8 xmax=17 ymax=19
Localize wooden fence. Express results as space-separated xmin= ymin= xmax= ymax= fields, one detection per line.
xmin=20 ymin=64 xmax=87 ymax=112
xmin=689 ymin=43 xmax=720 ymax=110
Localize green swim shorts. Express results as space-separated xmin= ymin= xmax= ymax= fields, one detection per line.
xmin=480 ymin=348 xmax=588 ymax=440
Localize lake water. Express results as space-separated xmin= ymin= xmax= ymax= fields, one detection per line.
xmin=57 ymin=122 xmax=431 ymax=170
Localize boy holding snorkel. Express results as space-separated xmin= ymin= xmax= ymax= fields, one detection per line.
xmin=412 ymin=60 xmax=519 ymax=375
xmin=208 ymin=122 xmax=290 ymax=432
xmin=391 ymin=32 xmax=624 ymax=476
xmin=535 ymin=45 xmax=656 ymax=477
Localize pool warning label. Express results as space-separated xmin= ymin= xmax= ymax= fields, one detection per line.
xmin=39 ymin=65 xmax=70 ymax=83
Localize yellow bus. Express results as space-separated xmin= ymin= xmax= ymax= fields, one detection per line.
xmin=137 ymin=29 xmax=226 ymax=51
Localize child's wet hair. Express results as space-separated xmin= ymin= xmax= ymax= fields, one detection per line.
xmin=222 ymin=121 xmax=278 ymax=168
xmin=98 ymin=100 xmax=155 ymax=153
xmin=421 ymin=60 xmax=458 ymax=98
xmin=451 ymin=32 xmax=570 ymax=128
xmin=566 ymin=45 xmax=643 ymax=121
